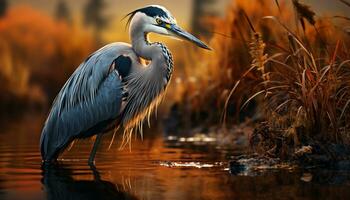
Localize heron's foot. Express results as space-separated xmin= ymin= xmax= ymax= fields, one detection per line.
xmin=88 ymin=162 xmax=101 ymax=181
xmin=42 ymin=159 xmax=59 ymax=166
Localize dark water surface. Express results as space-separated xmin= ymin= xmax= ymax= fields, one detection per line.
xmin=1 ymin=114 xmax=350 ymax=200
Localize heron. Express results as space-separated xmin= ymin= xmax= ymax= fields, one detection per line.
xmin=40 ymin=5 xmax=211 ymax=165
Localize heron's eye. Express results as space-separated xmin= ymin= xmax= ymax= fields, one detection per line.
xmin=156 ymin=18 xmax=162 ymax=25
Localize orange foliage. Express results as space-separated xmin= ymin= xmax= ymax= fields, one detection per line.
xmin=0 ymin=6 xmax=96 ymax=109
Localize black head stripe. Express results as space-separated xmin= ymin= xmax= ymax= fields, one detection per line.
xmin=136 ymin=6 xmax=168 ymax=18
xmin=124 ymin=6 xmax=169 ymax=27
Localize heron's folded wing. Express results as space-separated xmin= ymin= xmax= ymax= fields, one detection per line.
xmin=40 ymin=44 xmax=130 ymax=160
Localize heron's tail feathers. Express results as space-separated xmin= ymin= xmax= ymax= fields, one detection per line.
xmin=40 ymin=126 xmax=70 ymax=163
xmin=40 ymin=124 xmax=60 ymax=163
xmin=40 ymin=129 xmax=48 ymax=160
xmin=40 ymin=114 xmax=69 ymax=163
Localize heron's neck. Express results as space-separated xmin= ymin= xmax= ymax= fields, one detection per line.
xmin=131 ymin=30 xmax=173 ymax=81
xmin=131 ymin=31 xmax=155 ymax=60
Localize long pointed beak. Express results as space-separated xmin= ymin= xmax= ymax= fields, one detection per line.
xmin=168 ymin=24 xmax=212 ymax=50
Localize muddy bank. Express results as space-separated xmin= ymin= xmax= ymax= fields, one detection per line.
xmin=252 ymin=122 xmax=350 ymax=161
xmin=229 ymin=149 xmax=350 ymax=177
xmin=228 ymin=122 xmax=350 ymax=174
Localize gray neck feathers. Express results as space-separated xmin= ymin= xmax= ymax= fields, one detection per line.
xmin=121 ymin=23 xmax=173 ymax=143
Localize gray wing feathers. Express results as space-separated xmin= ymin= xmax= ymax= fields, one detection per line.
xmin=61 ymin=44 xmax=122 ymax=112
xmin=40 ymin=44 xmax=126 ymax=161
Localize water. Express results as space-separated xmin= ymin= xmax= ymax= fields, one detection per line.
xmin=1 ymin=114 xmax=350 ymax=200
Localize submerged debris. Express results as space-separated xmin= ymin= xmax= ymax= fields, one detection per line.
xmin=294 ymin=145 xmax=312 ymax=157
xmin=300 ymin=172 xmax=313 ymax=182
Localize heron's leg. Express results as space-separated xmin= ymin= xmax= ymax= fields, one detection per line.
xmin=88 ymin=133 xmax=103 ymax=165
xmin=89 ymin=164 xmax=101 ymax=181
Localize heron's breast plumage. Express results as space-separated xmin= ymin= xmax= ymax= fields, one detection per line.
xmin=119 ymin=43 xmax=173 ymax=145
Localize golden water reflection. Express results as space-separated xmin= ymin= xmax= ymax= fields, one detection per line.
xmin=1 ymin=114 xmax=350 ymax=200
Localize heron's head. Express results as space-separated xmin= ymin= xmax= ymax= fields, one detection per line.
xmin=126 ymin=5 xmax=211 ymax=50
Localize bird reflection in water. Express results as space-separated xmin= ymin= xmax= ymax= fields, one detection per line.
xmin=41 ymin=164 xmax=138 ymax=200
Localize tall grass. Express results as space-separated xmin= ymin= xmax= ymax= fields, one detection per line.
xmin=172 ymin=0 xmax=350 ymax=147
xmin=245 ymin=0 xmax=350 ymax=146
xmin=171 ymin=0 xmax=293 ymax=130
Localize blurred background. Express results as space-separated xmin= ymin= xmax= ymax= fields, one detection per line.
xmin=0 ymin=0 xmax=349 ymax=131
xmin=0 ymin=2 xmax=350 ymax=199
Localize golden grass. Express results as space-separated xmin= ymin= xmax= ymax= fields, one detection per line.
xmin=173 ymin=0 xmax=350 ymax=145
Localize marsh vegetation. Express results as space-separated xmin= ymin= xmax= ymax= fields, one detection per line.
xmin=169 ymin=0 xmax=350 ymax=163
